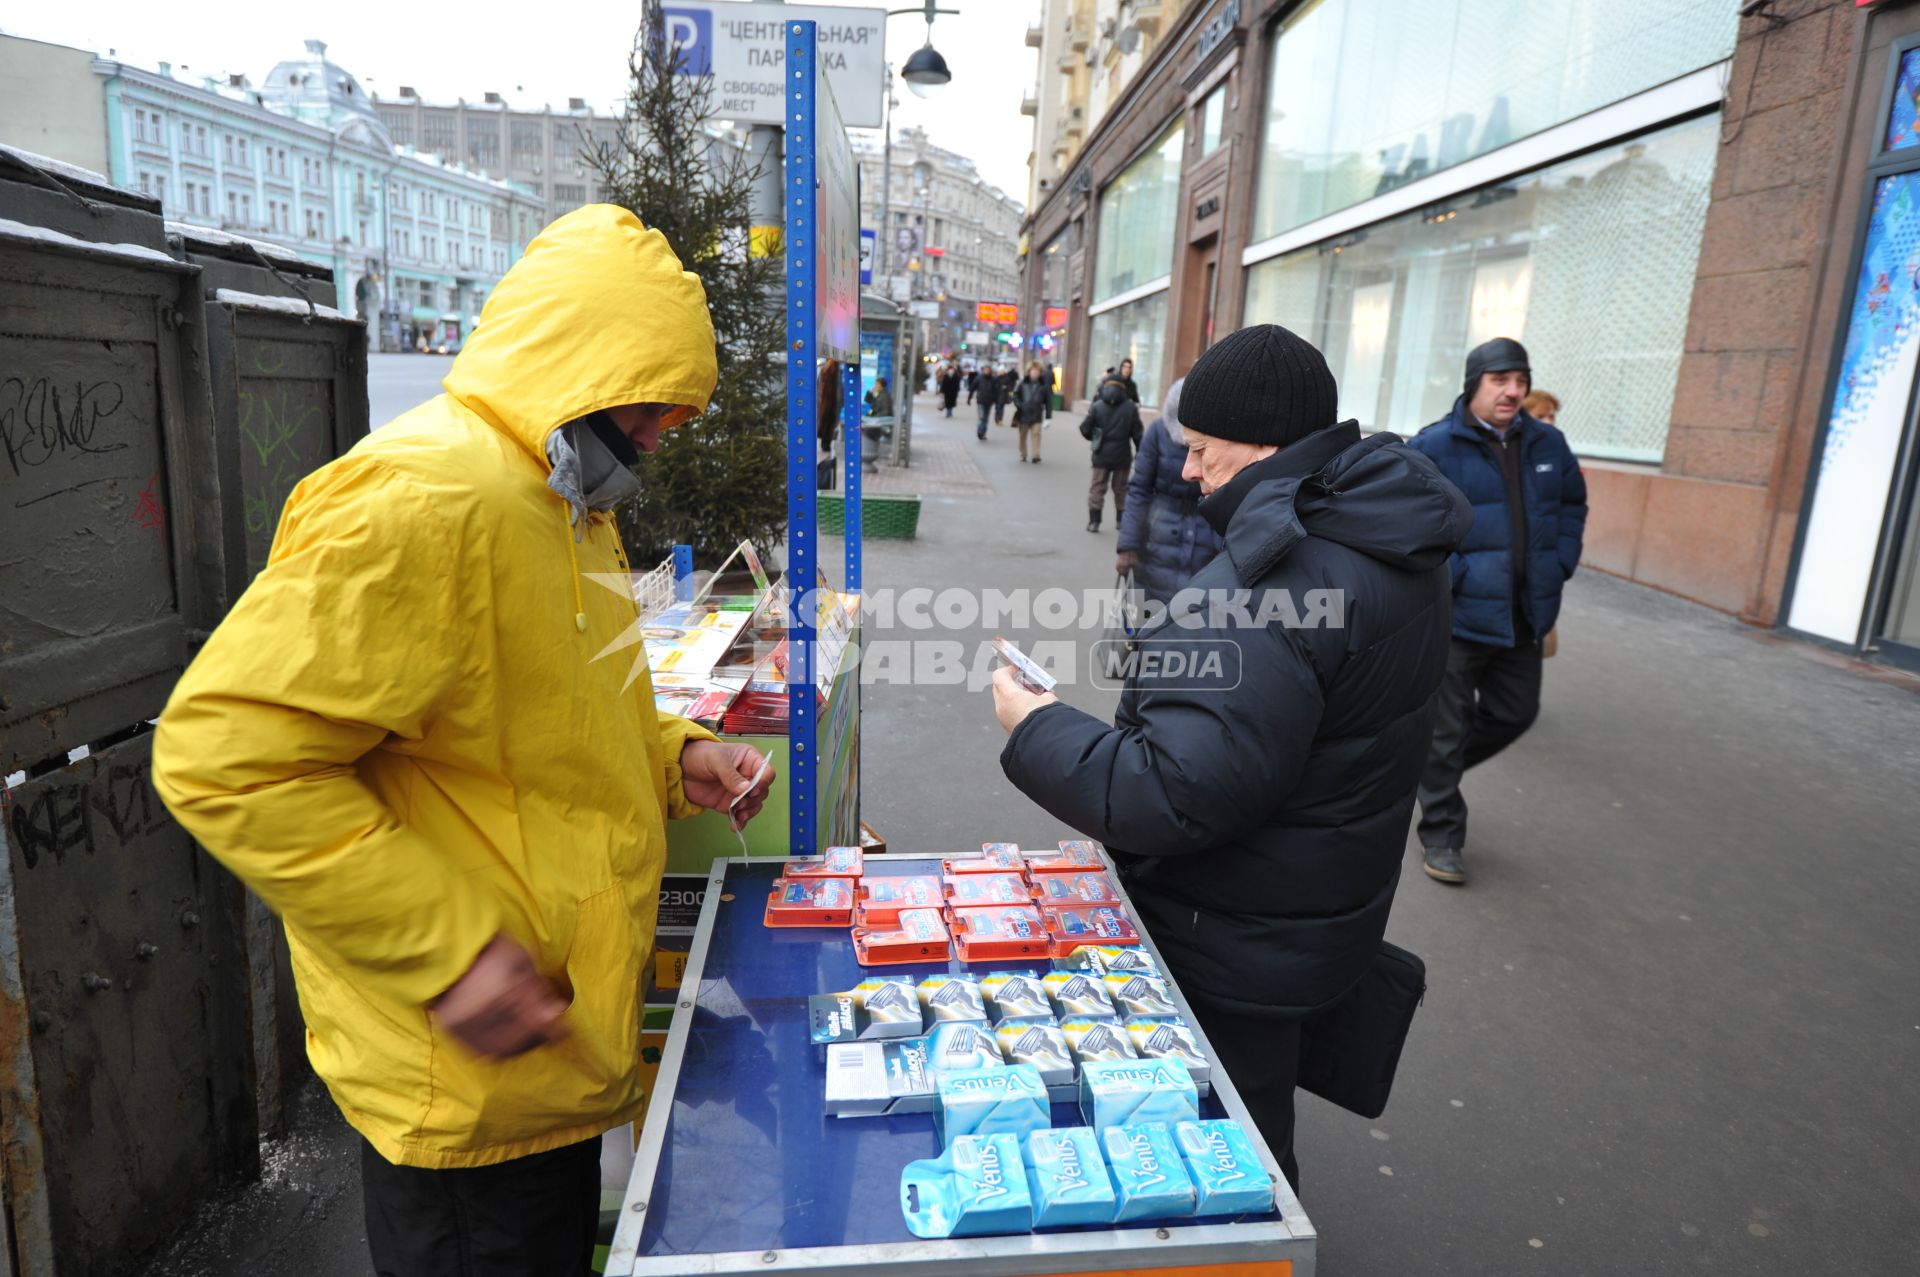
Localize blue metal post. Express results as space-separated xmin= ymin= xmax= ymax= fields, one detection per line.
xmin=785 ymin=20 xmax=818 ymax=858
xmin=842 ymin=362 xmax=862 ymax=593
xmin=672 ymin=543 xmax=694 ymax=601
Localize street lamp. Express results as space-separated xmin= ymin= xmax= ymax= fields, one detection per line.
xmin=889 ymin=0 xmax=957 ymax=99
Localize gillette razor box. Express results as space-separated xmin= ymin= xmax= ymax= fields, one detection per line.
xmin=1024 ymin=1127 xmax=1117 ymax=1227
xmin=807 ymin=977 xmax=924 ymax=1045
xmin=1078 ymin=1056 xmax=1200 ymax=1132
xmin=825 ymin=1022 xmax=1003 ymax=1117
xmin=934 ymin=1063 xmax=1050 ymax=1148
xmin=900 ymin=1133 xmax=1034 ymax=1239
xmin=1174 ymin=1120 xmax=1276 ymax=1217
xmin=978 ymin=971 xmax=1053 ymax=1024
xmin=1100 ymin=1122 xmax=1196 ymax=1222
xmin=917 ymin=974 xmax=989 ymax=1023
xmin=1123 ymin=1016 xmax=1212 ymax=1090
xmin=993 ymin=1020 xmax=1074 ymax=1088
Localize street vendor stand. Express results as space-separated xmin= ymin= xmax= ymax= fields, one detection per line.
xmin=603 ymin=848 xmax=1317 ymax=1276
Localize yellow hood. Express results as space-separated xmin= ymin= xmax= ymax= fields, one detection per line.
xmin=447 ymin=203 xmax=718 ymax=454
xmin=152 ymin=204 xmax=722 ymax=1169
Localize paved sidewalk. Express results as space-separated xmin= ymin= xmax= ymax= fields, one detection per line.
xmin=146 ymin=395 xmax=1920 ymax=1275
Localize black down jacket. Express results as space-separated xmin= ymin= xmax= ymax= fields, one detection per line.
xmin=1002 ymin=421 xmax=1472 ymax=1017
xmin=1080 ymin=380 xmax=1143 ymax=470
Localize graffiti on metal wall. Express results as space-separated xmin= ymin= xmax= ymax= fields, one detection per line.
xmin=2 ymin=758 xmax=171 ymax=870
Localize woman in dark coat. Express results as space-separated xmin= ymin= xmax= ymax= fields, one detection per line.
xmin=938 ymin=365 xmax=961 ymax=417
xmin=1078 ymin=377 xmax=1143 ymax=532
xmin=1116 ymin=377 xmax=1223 ymax=604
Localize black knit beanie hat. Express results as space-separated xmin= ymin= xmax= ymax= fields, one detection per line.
xmin=1464 ymin=337 xmax=1530 ymax=396
xmin=1179 ymin=324 xmax=1339 ymax=448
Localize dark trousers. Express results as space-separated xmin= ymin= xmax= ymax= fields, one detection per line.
xmin=1088 ymin=465 xmax=1126 ymax=519
xmin=1184 ymin=1002 xmax=1303 ymax=1193
xmin=361 ymin=1134 xmax=601 ymax=1277
xmin=1416 ymin=636 xmax=1543 ymax=849
xmin=977 ymin=401 xmax=992 ymax=437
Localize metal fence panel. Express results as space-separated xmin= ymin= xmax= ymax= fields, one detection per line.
xmin=0 ymin=730 xmax=254 ymax=1276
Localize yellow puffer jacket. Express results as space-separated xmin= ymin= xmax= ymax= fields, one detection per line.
xmin=153 ymin=205 xmax=720 ymax=1168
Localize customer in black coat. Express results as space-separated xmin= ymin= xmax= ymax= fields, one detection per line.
xmin=993 ymin=325 xmax=1471 ymax=1190
xmin=1079 ymin=377 xmax=1143 ymax=532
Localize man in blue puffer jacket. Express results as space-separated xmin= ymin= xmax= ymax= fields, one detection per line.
xmin=1407 ymin=338 xmax=1587 ymax=886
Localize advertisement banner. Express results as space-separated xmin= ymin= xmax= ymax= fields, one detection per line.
xmin=814 ymin=56 xmax=861 ymax=363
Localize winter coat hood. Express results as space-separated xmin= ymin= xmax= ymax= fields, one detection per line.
xmin=153 ymin=205 xmax=723 ymax=1170
xmin=1098 ymin=379 xmax=1127 ymax=406
xmin=444 ymin=203 xmax=717 ymax=459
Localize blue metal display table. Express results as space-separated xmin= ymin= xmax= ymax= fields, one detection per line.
xmin=604 ymin=854 xmax=1318 ymax=1276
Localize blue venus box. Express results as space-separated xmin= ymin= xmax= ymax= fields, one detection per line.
xmin=1078 ymin=1055 xmax=1200 ymax=1132
xmin=935 ymin=1063 xmax=1050 ymax=1148
xmin=1174 ymin=1120 xmax=1276 ymax=1216
xmin=1100 ymin=1122 xmax=1196 ymax=1222
xmin=1024 ymin=1126 xmax=1117 ymax=1226
xmin=900 ymin=1132 xmax=1034 ymax=1238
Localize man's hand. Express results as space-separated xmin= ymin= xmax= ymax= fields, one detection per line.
xmin=991 ymin=664 xmax=1058 ymax=735
xmin=431 ymin=934 xmax=569 ymax=1059
xmin=1115 ymin=550 xmax=1139 ymax=578
xmin=682 ymin=739 xmax=776 ymax=830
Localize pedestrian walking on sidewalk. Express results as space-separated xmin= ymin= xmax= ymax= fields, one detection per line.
xmin=1115 ymin=377 xmax=1222 ymax=605
xmin=965 ymin=365 xmax=979 ymax=405
xmin=975 ymin=362 xmax=1004 ymax=440
xmin=1409 ymin=338 xmax=1587 ymax=886
xmin=151 ymin=205 xmax=776 ymax=1277
xmin=990 ymin=323 xmax=1471 ymax=1191
xmin=995 ymin=366 xmax=1017 ymax=425
xmin=1012 ymin=361 xmax=1052 ymax=463
xmin=1113 ymin=357 xmax=1141 ymax=404
xmin=939 ymin=364 xmax=960 ymax=417
xmin=1080 ymin=377 xmax=1143 ymax=530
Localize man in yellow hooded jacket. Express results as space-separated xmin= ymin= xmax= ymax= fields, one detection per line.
xmin=152 ymin=205 xmax=775 ymax=1276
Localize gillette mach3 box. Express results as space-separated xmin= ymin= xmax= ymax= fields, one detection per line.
xmin=1100 ymin=1122 xmax=1196 ymax=1222
xmin=807 ymin=977 xmax=924 ymax=1045
xmin=900 ymin=1133 xmax=1034 ymax=1239
xmin=1024 ymin=1126 xmax=1117 ymax=1226
xmin=1174 ymin=1120 xmax=1276 ymax=1217
xmin=824 ymin=1036 xmax=935 ymax=1116
xmin=1078 ymin=1056 xmax=1199 ymax=1132
xmin=934 ymin=1063 xmax=1050 ymax=1148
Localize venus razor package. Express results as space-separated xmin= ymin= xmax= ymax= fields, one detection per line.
xmin=783 ymin=845 xmax=862 ymax=878
xmin=979 ymin=972 xmax=1052 ymax=1023
xmin=949 ymin=906 xmax=1051 ymax=961
xmin=1042 ymin=971 xmax=1117 ymax=1019
xmin=807 ymin=977 xmax=923 ymax=1044
xmin=1174 ymin=1120 xmax=1276 ymax=1216
xmin=900 ymin=1133 xmax=1034 ymax=1239
xmin=1031 ymin=872 xmax=1121 ymax=905
xmin=993 ymin=1020 xmax=1074 ymax=1087
xmin=1079 ymin=1056 xmax=1199 ymax=1132
xmin=855 ymin=874 xmax=942 ymax=927
xmin=934 ymin=1063 xmax=1050 ymax=1148
xmin=1102 ymin=972 xmax=1179 ymax=1017
xmin=1024 ymin=840 xmax=1104 ymax=875
xmin=1123 ymin=1017 xmax=1211 ymax=1088
xmin=851 ymin=908 xmax=951 ymax=966
xmin=1024 ymin=1127 xmax=1117 ymax=1227
xmin=763 ymin=877 xmax=855 ymax=927
xmin=944 ymin=872 xmax=1030 ymax=906
xmin=1058 ymin=1017 xmax=1138 ymax=1064
xmin=1100 ymin=1122 xmax=1196 ymax=1222
xmin=918 ymin=974 xmax=989 ymax=1023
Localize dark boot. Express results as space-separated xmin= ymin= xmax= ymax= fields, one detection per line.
xmin=1422 ymin=846 xmax=1466 ymax=885
xmin=1087 ymin=509 xmax=1101 ymax=533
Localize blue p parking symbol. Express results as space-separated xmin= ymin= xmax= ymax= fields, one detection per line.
xmin=661 ymin=7 xmax=713 ymax=75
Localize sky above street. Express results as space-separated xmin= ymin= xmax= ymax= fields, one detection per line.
xmin=8 ymin=0 xmax=1042 ymax=206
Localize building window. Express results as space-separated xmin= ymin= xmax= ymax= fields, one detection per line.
xmin=423 ymin=116 xmax=458 ymax=159
xmin=222 ymin=134 xmax=234 ymax=164
xmin=511 ymin=120 xmax=543 ymax=162
xmin=358 ymin=217 xmax=368 ymax=244
xmin=237 ymin=137 xmax=249 ymax=165
xmin=1088 ymin=291 xmax=1171 ymax=408
xmin=1198 ymin=85 xmax=1226 ymax=157
xmin=1249 ymin=0 xmax=1736 ymax=242
xmin=1091 ymin=121 xmax=1183 ymax=303
xmin=554 ymin=183 xmax=586 ymax=206
xmin=1241 ymin=113 xmax=1718 ymax=461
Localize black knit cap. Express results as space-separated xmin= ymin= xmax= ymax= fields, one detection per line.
xmin=1179 ymin=324 xmax=1339 ymax=448
xmin=1464 ymin=337 xmax=1531 ymax=396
